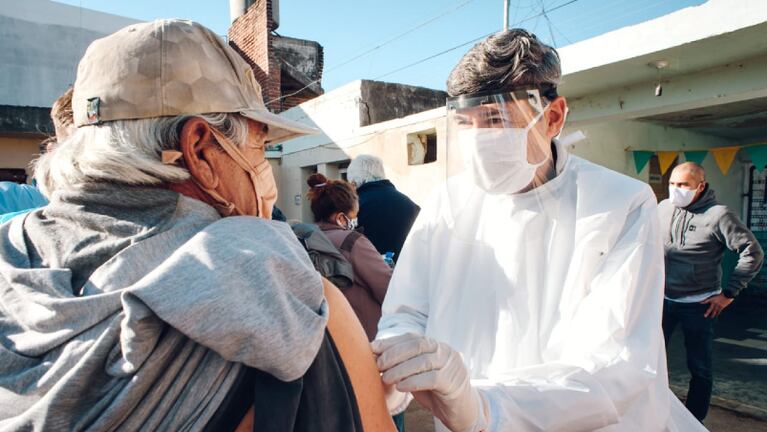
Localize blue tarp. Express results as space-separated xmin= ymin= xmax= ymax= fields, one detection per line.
xmin=0 ymin=181 xmax=48 ymax=222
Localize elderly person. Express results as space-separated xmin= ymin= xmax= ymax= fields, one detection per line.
xmin=347 ymin=155 xmax=419 ymax=263
xmin=0 ymin=19 xmax=393 ymax=432
xmin=372 ymin=29 xmax=705 ymax=431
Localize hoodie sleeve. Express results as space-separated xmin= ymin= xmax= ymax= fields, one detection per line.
xmin=123 ymin=217 xmax=329 ymax=382
xmin=716 ymin=208 xmax=764 ymax=298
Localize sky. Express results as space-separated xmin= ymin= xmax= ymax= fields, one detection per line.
xmin=53 ymin=0 xmax=707 ymax=92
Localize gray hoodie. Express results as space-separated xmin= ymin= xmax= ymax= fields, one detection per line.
xmin=0 ymin=185 xmax=328 ymax=431
xmin=658 ymin=186 xmax=764 ymax=299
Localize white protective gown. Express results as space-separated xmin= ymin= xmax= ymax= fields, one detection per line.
xmin=377 ymin=144 xmax=705 ymax=431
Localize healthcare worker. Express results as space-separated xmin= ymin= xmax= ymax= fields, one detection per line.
xmin=372 ymin=29 xmax=706 ymax=431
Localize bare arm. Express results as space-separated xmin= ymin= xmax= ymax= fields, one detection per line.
xmin=323 ymin=277 xmax=397 ymax=432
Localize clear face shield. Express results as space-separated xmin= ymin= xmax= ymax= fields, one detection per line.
xmin=446 ymin=88 xmax=556 ymax=195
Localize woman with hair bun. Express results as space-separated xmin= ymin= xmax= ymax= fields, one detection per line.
xmin=306 ymin=173 xmax=393 ymax=342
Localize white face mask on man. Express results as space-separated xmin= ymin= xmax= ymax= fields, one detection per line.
xmin=668 ymin=186 xmax=698 ymax=208
xmin=459 ymin=111 xmax=546 ymax=195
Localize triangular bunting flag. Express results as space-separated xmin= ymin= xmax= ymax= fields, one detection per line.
xmin=657 ymin=151 xmax=678 ymax=175
xmin=711 ymin=147 xmax=740 ymax=175
xmin=633 ymin=151 xmax=654 ymax=174
xmin=746 ymin=145 xmax=767 ymax=172
xmin=683 ymin=151 xmax=708 ymax=165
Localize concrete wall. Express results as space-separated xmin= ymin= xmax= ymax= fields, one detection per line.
xmin=358 ymin=81 xmax=447 ymax=127
xmin=273 ymin=36 xmax=324 ymax=83
xmin=275 ymin=114 xmax=747 ymax=223
xmin=0 ymin=0 xmax=139 ymax=108
xmin=565 ymin=120 xmax=744 ymax=213
xmin=277 ymin=108 xmax=448 ymax=221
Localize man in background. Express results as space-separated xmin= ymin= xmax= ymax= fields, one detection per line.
xmin=660 ymin=161 xmax=764 ymax=422
xmin=347 ymin=154 xmax=419 ymax=263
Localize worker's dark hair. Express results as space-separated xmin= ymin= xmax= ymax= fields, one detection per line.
xmin=447 ymin=29 xmax=561 ymax=98
xmin=306 ymin=173 xmax=358 ymax=223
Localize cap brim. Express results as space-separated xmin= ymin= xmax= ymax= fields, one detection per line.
xmin=241 ymin=108 xmax=319 ymax=144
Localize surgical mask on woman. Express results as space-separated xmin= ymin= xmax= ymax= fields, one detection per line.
xmin=459 ymin=111 xmax=547 ymax=195
xmin=668 ymin=186 xmax=697 ymax=208
xmin=339 ymin=213 xmax=358 ymax=231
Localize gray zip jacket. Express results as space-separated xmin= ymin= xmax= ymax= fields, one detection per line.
xmin=658 ymin=186 xmax=764 ymax=299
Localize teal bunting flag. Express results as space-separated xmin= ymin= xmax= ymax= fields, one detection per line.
xmin=633 ymin=151 xmax=654 ymax=174
xmin=746 ymin=145 xmax=767 ymax=172
xmin=683 ymin=151 xmax=708 ymax=165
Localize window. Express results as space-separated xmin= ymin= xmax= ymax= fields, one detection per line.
xmin=406 ymin=129 xmax=437 ymax=165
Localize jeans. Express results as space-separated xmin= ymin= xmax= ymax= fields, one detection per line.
xmin=662 ymin=299 xmax=715 ymax=422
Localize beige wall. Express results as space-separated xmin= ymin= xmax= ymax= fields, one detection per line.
xmin=0 ymin=135 xmax=43 ymax=178
xmin=274 ymin=115 xmax=748 ymax=223
xmin=276 ymin=112 xmax=449 ymax=222
xmin=565 ymin=120 xmax=744 ymax=214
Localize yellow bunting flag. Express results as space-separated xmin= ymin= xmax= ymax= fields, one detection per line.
xmin=657 ymin=151 xmax=678 ymax=175
xmin=710 ymin=146 xmax=741 ymax=175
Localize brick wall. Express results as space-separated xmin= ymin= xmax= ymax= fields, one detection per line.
xmin=228 ymin=0 xmax=282 ymax=112
xmin=282 ymin=94 xmax=314 ymax=111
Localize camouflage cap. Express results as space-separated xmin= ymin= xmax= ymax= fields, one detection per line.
xmin=72 ymin=19 xmax=317 ymax=143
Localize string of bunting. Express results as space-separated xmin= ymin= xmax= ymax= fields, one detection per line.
xmin=626 ymin=142 xmax=767 ymax=176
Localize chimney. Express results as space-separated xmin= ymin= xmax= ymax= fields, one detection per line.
xmin=228 ymin=0 xmax=282 ymax=111
xmin=229 ymin=0 xmax=248 ymax=24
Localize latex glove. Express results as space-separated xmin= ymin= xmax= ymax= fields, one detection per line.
xmin=372 ymin=334 xmax=489 ymax=432
xmin=381 ymin=381 xmax=413 ymax=415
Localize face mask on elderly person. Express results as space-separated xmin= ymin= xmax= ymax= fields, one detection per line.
xmin=173 ymin=122 xmax=278 ymax=219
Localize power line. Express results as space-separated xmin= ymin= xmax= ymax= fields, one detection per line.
xmin=375 ymin=0 xmax=580 ymax=81
xmin=563 ymin=0 xmax=671 ymax=41
xmin=265 ymin=0 xmax=477 ymax=106
xmin=327 ymin=0 xmax=476 ymax=75
xmin=286 ymin=0 xmax=583 ymax=123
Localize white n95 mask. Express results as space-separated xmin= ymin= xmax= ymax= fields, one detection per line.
xmin=669 ymin=186 xmax=696 ymax=208
xmin=459 ymin=111 xmax=546 ymax=195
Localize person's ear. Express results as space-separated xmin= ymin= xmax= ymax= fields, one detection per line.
xmin=179 ymin=117 xmax=219 ymax=190
xmin=545 ymin=97 xmax=568 ymax=139
xmin=330 ymin=212 xmax=343 ymax=227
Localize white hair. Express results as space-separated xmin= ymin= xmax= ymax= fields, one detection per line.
xmin=34 ymin=113 xmax=249 ymax=196
xmin=347 ymin=154 xmax=386 ymax=186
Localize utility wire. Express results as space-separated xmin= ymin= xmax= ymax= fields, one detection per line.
xmin=375 ymin=0 xmax=580 ymax=81
xmin=285 ymin=0 xmax=582 ymax=122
